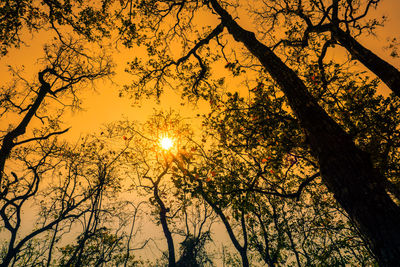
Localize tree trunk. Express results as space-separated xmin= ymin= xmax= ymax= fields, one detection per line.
xmin=201 ymin=192 xmax=249 ymax=267
xmin=332 ymin=27 xmax=400 ymax=97
xmin=240 ymin=250 xmax=250 ymax=267
xmin=154 ymin=185 xmax=176 ymax=267
xmin=208 ymin=0 xmax=400 ymax=265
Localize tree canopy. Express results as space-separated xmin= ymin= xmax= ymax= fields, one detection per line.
xmin=1 ymin=0 xmax=400 ymax=266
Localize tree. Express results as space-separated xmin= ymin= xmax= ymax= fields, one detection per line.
xmin=251 ymin=0 xmax=400 ymax=96
xmin=103 ymin=112 xmax=215 ymax=267
xmin=172 ymin=87 xmax=376 ymax=264
xmin=0 ymin=40 xmax=114 ymax=266
xmin=207 ymin=82 xmax=385 ymax=265
xmin=121 ymin=0 xmax=400 ymax=264
xmin=0 ymin=124 xmax=148 ymax=266
xmin=0 ymin=0 xmax=114 ymax=57
xmin=172 ymin=140 xmax=254 ymax=266
xmin=2 ymin=0 xmax=400 ymax=265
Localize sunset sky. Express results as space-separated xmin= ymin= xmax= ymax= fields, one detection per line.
xmin=1 ymin=0 xmax=399 ymax=140
xmin=1 ymin=0 xmax=400 ymax=265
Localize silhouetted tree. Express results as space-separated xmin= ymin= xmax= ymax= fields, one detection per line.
xmin=0 ymin=40 xmax=112 ymax=266
xmin=103 ymin=112 xmax=215 ymax=266
xmin=121 ymin=0 xmax=400 ymax=264
xmin=0 ymin=0 xmax=114 ymax=56
xmin=251 ymin=0 xmax=400 ymax=96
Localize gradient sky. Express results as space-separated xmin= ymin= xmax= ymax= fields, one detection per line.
xmin=0 ymin=1 xmax=399 ymax=263
xmin=1 ymin=0 xmax=399 ymax=140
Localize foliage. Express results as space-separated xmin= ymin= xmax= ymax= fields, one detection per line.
xmin=0 ymin=0 xmax=115 ymax=57
xmin=1 ymin=0 xmax=400 ymax=265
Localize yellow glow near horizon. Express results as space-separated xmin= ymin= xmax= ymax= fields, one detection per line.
xmin=160 ymin=136 xmax=174 ymax=150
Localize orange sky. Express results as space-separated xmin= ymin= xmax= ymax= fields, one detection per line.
xmin=0 ymin=0 xmax=399 ymax=141
xmin=0 ymin=1 xmax=399 ymax=263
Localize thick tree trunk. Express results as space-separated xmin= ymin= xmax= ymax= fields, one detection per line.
xmin=333 ymin=27 xmax=400 ymax=97
xmin=208 ymin=0 xmax=400 ymax=265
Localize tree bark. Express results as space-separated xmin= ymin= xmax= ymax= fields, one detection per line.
xmin=208 ymin=0 xmax=400 ymax=265
xmin=332 ymin=27 xmax=400 ymax=97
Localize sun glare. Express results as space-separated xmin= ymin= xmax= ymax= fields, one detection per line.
xmin=160 ymin=136 xmax=174 ymax=150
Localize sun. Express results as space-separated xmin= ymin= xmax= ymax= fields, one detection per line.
xmin=159 ymin=136 xmax=174 ymax=150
